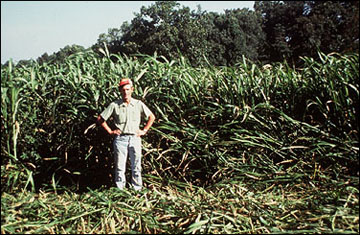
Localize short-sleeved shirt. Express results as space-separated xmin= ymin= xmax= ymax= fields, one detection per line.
xmin=100 ymin=98 xmax=153 ymax=134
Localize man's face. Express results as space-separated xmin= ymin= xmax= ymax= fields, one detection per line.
xmin=120 ymin=84 xmax=133 ymax=101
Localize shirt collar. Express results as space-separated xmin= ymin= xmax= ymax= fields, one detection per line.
xmin=120 ymin=98 xmax=135 ymax=107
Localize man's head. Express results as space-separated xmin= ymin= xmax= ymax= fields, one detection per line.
xmin=118 ymin=78 xmax=134 ymax=102
xmin=119 ymin=78 xmax=133 ymax=88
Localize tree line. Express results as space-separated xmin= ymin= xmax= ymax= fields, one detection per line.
xmin=9 ymin=1 xmax=359 ymax=67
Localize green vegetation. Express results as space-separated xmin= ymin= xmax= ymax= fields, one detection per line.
xmin=1 ymin=177 xmax=358 ymax=233
xmin=1 ymin=49 xmax=358 ymax=233
xmin=92 ymin=1 xmax=359 ymax=66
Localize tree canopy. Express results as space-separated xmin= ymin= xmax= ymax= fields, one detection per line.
xmin=254 ymin=1 xmax=359 ymax=64
xmin=92 ymin=0 xmax=359 ymax=66
xmin=93 ymin=1 xmax=266 ymax=66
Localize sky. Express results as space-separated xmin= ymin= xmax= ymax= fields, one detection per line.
xmin=1 ymin=1 xmax=255 ymax=64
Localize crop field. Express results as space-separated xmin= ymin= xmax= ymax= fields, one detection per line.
xmin=1 ymin=50 xmax=359 ymax=233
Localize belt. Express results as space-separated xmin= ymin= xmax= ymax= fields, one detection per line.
xmin=120 ymin=133 xmax=135 ymax=136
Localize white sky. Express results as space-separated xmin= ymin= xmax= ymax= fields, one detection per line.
xmin=1 ymin=1 xmax=254 ymax=64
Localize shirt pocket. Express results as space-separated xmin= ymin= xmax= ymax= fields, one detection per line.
xmin=115 ymin=107 xmax=127 ymax=123
xmin=131 ymin=109 xmax=141 ymax=125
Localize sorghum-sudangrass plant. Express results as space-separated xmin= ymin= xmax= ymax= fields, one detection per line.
xmin=1 ymin=175 xmax=358 ymax=233
xmin=1 ymin=49 xmax=359 ymax=233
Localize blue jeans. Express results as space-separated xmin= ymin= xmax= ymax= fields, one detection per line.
xmin=113 ymin=135 xmax=142 ymax=191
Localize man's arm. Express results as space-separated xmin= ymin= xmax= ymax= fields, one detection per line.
xmin=97 ymin=115 xmax=121 ymax=135
xmin=137 ymin=113 xmax=156 ymax=136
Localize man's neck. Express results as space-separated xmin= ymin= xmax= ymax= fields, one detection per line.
xmin=123 ymin=97 xmax=131 ymax=105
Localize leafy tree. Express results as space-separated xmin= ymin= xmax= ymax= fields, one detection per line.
xmin=301 ymin=1 xmax=359 ymax=55
xmin=255 ymin=1 xmax=359 ymax=64
xmin=206 ymin=8 xmax=266 ymax=66
xmin=93 ymin=27 xmax=124 ymax=55
xmin=15 ymin=59 xmax=37 ymax=68
xmin=52 ymin=45 xmax=86 ymax=64
xmin=37 ymin=52 xmax=50 ymax=64
xmin=35 ymin=44 xmax=87 ymax=65
xmin=95 ymin=1 xmax=265 ymax=66
xmin=254 ymin=1 xmax=300 ymax=63
xmin=118 ymin=1 xmax=209 ymax=65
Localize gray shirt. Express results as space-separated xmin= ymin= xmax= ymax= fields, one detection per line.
xmin=100 ymin=98 xmax=153 ymax=134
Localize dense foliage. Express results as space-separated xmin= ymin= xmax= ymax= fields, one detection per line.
xmin=255 ymin=1 xmax=359 ymax=64
xmin=2 ymin=50 xmax=358 ymax=190
xmin=90 ymin=1 xmax=359 ymax=66
xmin=1 ymin=48 xmax=358 ymax=233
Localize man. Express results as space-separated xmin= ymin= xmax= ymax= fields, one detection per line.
xmin=97 ymin=78 xmax=155 ymax=191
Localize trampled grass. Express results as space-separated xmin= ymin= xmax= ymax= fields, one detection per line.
xmin=1 ymin=174 xmax=358 ymax=234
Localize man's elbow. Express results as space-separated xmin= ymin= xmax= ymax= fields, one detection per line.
xmin=97 ymin=115 xmax=104 ymax=125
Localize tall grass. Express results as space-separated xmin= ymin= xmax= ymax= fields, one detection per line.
xmin=1 ymin=50 xmax=359 ymax=233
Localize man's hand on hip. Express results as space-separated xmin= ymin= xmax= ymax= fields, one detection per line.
xmin=136 ymin=129 xmax=147 ymax=137
xmin=111 ymin=129 xmax=122 ymax=136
